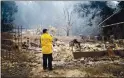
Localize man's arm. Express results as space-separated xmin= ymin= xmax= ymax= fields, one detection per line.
xmin=49 ymin=34 xmax=53 ymax=42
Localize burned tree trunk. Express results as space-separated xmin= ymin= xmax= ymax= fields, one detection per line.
xmin=67 ymin=29 xmax=69 ymax=36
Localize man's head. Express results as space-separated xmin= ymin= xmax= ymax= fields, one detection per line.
xmin=43 ymin=29 xmax=48 ymax=33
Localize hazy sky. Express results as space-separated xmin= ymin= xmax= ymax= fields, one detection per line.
xmin=14 ymin=1 xmax=119 ymax=36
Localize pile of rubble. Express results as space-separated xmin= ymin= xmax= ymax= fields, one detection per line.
xmin=70 ymin=39 xmax=124 ymax=52
xmin=53 ymin=40 xmax=73 ymax=62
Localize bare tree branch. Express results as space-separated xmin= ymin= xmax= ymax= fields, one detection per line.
xmin=62 ymin=27 xmax=67 ymax=32
xmin=63 ymin=8 xmax=67 ymax=21
xmin=67 ymin=8 xmax=70 ymax=22
xmin=69 ymin=11 xmax=73 ymax=23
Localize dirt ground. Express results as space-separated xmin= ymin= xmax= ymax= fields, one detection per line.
xmin=21 ymin=35 xmax=124 ymax=77
xmin=2 ymin=35 xmax=124 ymax=77
xmin=30 ymin=52 xmax=124 ymax=77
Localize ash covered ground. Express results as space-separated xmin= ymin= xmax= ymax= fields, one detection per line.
xmin=1 ymin=34 xmax=124 ymax=77
xmin=22 ymin=36 xmax=124 ymax=77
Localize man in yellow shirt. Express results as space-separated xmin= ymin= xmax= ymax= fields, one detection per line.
xmin=40 ymin=29 xmax=53 ymax=71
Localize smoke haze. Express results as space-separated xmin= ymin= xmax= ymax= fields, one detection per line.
xmin=14 ymin=1 xmax=119 ymax=36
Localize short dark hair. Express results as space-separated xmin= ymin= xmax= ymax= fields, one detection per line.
xmin=43 ymin=29 xmax=48 ymax=33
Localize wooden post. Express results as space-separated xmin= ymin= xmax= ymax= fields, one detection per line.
xmin=102 ymin=36 xmax=104 ymax=42
xmin=9 ymin=48 xmax=10 ymax=60
xmin=18 ymin=26 xmax=19 ymax=52
xmin=5 ymin=40 xmax=7 ymax=60
xmin=21 ymin=26 xmax=22 ymax=51
xmin=15 ymin=26 xmax=17 ymax=43
xmin=88 ymin=35 xmax=90 ymax=40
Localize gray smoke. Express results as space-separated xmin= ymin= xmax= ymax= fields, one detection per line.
xmin=14 ymin=1 xmax=119 ymax=36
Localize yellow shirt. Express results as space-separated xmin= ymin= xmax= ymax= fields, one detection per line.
xmin=40 ymin=33 xmax=53 ymax=54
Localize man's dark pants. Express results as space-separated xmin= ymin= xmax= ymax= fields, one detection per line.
xmin=43 ymin=53 xmax=53 ymax=70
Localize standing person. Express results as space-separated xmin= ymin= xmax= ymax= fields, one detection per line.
xmin=40 ymin=29 xmax=53 ymax=71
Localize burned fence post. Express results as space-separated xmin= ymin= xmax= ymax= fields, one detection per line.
xmin=102 ymin=36 xmax=104 ymax=42
xmin=17 ymin=26 xmax=20 ymax=52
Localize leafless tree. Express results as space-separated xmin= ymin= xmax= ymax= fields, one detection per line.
xmin=63 ymin=7 xmax=75 ymax=36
